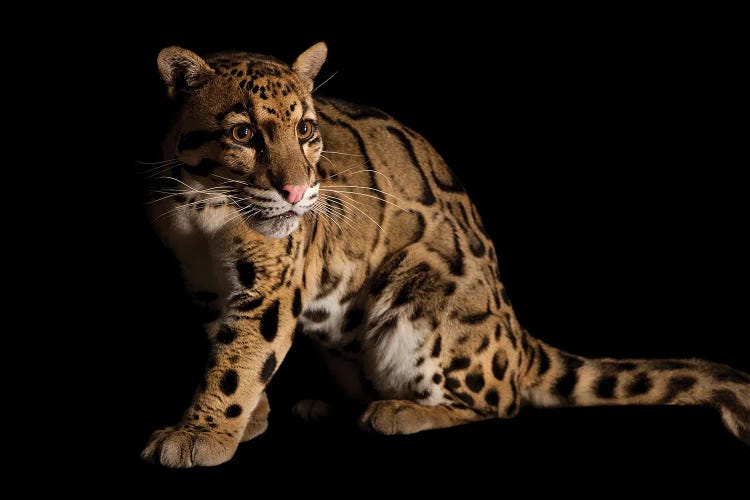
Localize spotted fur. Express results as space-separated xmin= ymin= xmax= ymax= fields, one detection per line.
xmin=141 ymin=44 xmax=750 ymax=467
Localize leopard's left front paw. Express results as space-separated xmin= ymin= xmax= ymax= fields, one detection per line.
xmin=141 ymin=425 xmax=239 ymax=468
xmin=359 ymin=400 xmax=425 ymax=435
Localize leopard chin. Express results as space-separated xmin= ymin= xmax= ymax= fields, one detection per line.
xmin=248 ymin=212 xmax=302 ymax=239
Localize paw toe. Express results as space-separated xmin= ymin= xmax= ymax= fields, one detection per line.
xmin=141 ymin=426 xmax=237 ymax=468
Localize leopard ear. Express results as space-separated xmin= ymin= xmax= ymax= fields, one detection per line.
xmin=292 ymin=42 xmax=328 ymax=91
xmin=157 ymin=46 xmax=215 ymax=98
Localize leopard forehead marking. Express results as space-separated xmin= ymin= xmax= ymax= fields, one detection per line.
xmin=208 ymin=54 xmax=309 ymax=126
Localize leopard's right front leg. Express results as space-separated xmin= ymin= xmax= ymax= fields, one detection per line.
xmin=142 ymin=235 xmax=304 ymax=468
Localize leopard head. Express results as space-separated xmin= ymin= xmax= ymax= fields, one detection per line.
xmin=156 ymin=43 xmax=327 ymax=238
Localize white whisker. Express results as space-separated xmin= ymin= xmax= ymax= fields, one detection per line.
xmin=322 ymin=193 xmax=385 ymax=233
xmin=322 ymin=184 xmax=406 ymax=203
xmin=211 ymin=173 xmax=250 ymax=187
xmin=321 ymin=150 xmax=364 ymax=157
xmin=319 ymin=188 xmax=409 ymax=213
xmin=324 ymin=167 xmax=394 ymax=189
xmin=312 ymin=70 xmax=339 ymax=94
xmin=152 ymin=195 xmax=232 ymax=221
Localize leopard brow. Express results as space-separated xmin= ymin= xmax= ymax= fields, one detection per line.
xmin=216 ymin=102 xmax=256 ymax=125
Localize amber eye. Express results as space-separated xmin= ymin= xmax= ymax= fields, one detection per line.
xmin=231 ymin=124 xmax=254 ymax=143
xmin=297 ymin=119 xmax=316 ymax=141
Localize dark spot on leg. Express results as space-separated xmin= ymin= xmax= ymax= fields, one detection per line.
xmin=445 ymin=377 xmax=461 ymax=390
xmin=260 ymin=300 xmax=280 ymax=342
xmin=236 ymin=260 xmax=256 ymax=288
xmin=484 ymin=388 xmax=499 ymax=407
xmin=465 ymin=373 xmax=485 ymax=393
xmin=444 ymin=357 xmax=471 ymax=374
xmin=260 ymin=352 xmax=277 ymax=383
xmin=225 ymin=404 xmax=243 ymax=418
xmin=432 ymin=373 xmax=442 ymax=384
xmin=220 ymin=370 xmax=239 ymax=396
xmin=415 ymin=356 xmax=425 ymax=367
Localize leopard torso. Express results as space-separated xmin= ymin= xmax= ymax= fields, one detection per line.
xmin=142 ymin=45 xmax=750 ymax=467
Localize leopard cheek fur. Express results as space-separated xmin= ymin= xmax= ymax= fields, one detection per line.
xmin=142 ymin=43 xmax=750 ymax=467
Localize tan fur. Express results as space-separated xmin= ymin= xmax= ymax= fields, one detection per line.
xmin=142 ymin=45 xmax=750 ymax=467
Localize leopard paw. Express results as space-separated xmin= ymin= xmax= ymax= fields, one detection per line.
xmin=141 ymin=426 xmax=238 ymax=468
xmin=292 ymin=399 xmax=334 ymax=421
xmin=359 ymin=400 xmax=427 ymax=435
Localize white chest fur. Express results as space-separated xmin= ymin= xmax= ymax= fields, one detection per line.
xmin=160 ymin=197 xmax=237 ymax=302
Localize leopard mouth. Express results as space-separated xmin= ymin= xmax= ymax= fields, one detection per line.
xmin=264 ymin=210 xmax=298 ymax=220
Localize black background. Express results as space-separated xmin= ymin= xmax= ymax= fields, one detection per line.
xmin=99 ymin=8 xmax=748 ymax=489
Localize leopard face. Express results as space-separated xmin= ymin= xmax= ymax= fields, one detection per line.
xmin=157 ymin=44 xmax=327 ymax=238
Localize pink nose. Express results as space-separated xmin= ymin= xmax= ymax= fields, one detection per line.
xmin=280 ymin=184 xmax=307 ymax=204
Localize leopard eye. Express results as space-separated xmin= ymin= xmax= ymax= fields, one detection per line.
xmin=231 ymin=124 xmax=254 ymax=143
xmin=297 ymin=119 xmax=316 ymax=142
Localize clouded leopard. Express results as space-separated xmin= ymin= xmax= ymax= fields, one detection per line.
xmin=142 ymin=42 xmax=750 ymax=467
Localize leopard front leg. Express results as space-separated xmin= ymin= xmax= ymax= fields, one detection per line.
xmin=142 ymin=236 xmax=304 ymax=467
xmin=241 ymin=391 xmax=270 ymax=442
